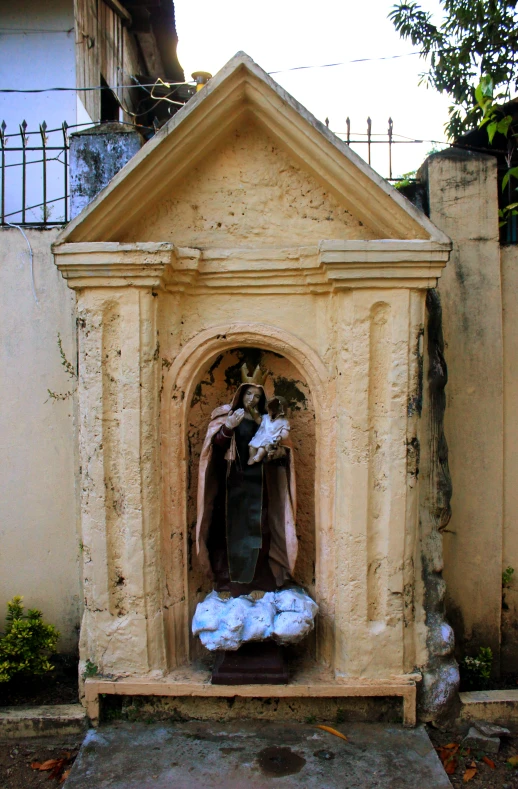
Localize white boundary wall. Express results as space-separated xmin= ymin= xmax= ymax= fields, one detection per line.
xmin=0 ymin=227 xmax=80 ymax=651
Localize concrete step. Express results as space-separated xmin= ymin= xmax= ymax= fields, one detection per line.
xmin=63 ymin=720 xmax=452 ymax=789
xmin=459 ymin=690 xmax=518 ymax=724
xmin=0 ymin=704 xmax=87 ymax=739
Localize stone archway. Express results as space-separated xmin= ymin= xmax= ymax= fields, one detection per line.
xmin=161 ymin=323 xmax=335 ymax=670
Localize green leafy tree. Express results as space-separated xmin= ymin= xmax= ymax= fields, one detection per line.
xmin=0 ymin=596 xmax=59 ymax=683
xmin=389 ymin=1 xmax=518 ymax=138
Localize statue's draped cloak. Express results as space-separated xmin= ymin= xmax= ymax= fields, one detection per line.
xmin=196 ymin=383 xmax=297 ymax=586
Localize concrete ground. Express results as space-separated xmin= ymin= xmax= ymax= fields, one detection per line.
xmin=64 ymin=720 xmax=451 ymax=788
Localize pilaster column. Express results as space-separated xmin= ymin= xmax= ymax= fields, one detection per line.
xmin=333 ymin=287 xmax=426 ymax=678
xmin=54 ymin=244 xmax=173 ymax=677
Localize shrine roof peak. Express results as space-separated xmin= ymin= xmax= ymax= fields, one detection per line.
xmin=55 ymin=51 xmax=450 ymax=245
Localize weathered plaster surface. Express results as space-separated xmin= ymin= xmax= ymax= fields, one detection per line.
xmin=501 ymin=245 xmax=518 ymax=671
xmin=75 ymin=286 xmax=165 ymax=678
xmin=123 ymin=120 xmax=377 ymax=247
xmin=423 ymin=150 xmax=503 ymax=666
xmin=70 ymin=124 xmax=144 ymax=219
xmin=0 ymin=228 xmax=80 ymax=651
xmin=416 ymin=290 xmax=459 ymax=719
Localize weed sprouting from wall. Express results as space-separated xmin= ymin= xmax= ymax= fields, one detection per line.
xmin=46 ymin=332 xmax=77 ymax=403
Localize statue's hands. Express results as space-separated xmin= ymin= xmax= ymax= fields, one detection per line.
xmin=225 ymin=408 xmax=245 ymax=430
xmin=266 ymin=441 xmax=286 ymax=461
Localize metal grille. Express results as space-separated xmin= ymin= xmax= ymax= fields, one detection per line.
xmin=336 ymin=117 xmax=421 ymax=181
xmin=0 ymin=121 xmax=69 ymax=227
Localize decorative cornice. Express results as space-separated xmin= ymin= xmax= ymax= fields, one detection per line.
xmin=53 ymin=239 xmax=450 ymax=292
xmin=53 ymin=242 xmax=178 ymax=289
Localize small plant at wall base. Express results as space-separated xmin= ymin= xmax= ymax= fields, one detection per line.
xmin=0 ymin=596 xmax=59 ymax=683
xmin=502 ymin=565 xmax=514 ymax=610
xmin=82 ymin=659 xmax=98 ymax=679
xmin=503 ymin=566 xmax=515 ymax=588
xmin=460 ymin=646 xmax=493 ymax=691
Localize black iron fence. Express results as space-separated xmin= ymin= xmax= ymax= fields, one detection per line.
xmin=0 ymin=121 xmax=70 ymax=226
xmin=0 ymin=117 xmax=428 ymax=228
xmin=334 ymin=117 xmax=423 ymax=180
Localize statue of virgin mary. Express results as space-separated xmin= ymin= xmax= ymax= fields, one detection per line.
xmin=195 ymin=364 xmax=297 ymax=595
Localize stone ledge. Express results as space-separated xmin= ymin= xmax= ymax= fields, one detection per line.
xmin=459 ymin=690 xmax=518 ymax=723
xmin=0 ymin=704 xmax=87 ymax=739
xmin=84 ymin=671 xmax=418 ymax=728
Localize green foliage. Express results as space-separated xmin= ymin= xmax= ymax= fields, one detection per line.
xmin=0 ymin=596 xmax=59 ymax=683
xmin=460 ymin=646 xmax=493 ymax=690
xmin=389 ymin=1 xmax=518 ymax=138
xmin=470 ymin=75 xmax=518 ymax=228
xmin=502 ymin=566 xmax=514 ymax=610
xmin=82 ymin=659 xmax=99 ymax=679
xmin=394 ymin=170 xmax=417 ymax=189
xmin=473 ymin=75 xmax=513 ymax=145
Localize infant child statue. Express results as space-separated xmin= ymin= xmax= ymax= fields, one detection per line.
xmin=248 ymin=396 xmax=290 ymax=465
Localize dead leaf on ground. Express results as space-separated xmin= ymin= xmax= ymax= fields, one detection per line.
xmin=32 ymin=759 xmax=61 ymax=771
xmin=444 ymin=757 xmax=458 ymax=775
xmin=482 ymin=756 xmax=496 ymax=769
xmin=315 ymin=725 xmax=348 ymax=741
xmin=436 ymin=742 xmax=460 ymax=776
xmin=508 ymin=755 xmax=518 ymax=767
xmin=463 ymin=767 xmax=477 ymax=782
xmin=48 ymin=759 xmax=67 ymax=779
xmin=31 ymin=755 xmax=73 ymax=782
xmin=60 ymin=769 xmax=71 ymax=783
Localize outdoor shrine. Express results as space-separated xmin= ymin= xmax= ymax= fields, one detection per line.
xmin=53 ymin=53 xmax=456 ymax=725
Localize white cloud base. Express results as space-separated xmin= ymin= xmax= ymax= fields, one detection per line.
xmin=192 ymin=587 xmax=318 ymax=651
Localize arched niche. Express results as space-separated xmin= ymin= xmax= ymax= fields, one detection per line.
xmin=186 ymin=347 xmax=316 ymax=661
xmin=161 ymin=324 xmax=334 ymax=670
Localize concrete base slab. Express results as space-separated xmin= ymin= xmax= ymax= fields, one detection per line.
xmin=459 ymin=690 xmax=518 ymax=723
xmin=0 ymin=704 xmax=87 ymax=739
xmin=64 ymin=721 xmax=451 ymax=789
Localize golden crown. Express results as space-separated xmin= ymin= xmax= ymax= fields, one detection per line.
xmin=240 ymin=363 xmax=267 ymax=386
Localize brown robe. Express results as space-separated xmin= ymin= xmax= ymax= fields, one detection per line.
xmin=195 ymin=383 xmax=297 ymax=587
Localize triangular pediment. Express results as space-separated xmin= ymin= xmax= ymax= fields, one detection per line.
xmin=56 ymin=52 xmax=449 ymax=245
xmin=120 ymin=116 xmax=380 ymax=247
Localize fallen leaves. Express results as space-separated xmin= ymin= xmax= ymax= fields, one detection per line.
xmin=315 ymin=725 xmax=348 ymax=742
xmin=435 ymin=738 xmax=505 ymax=781
xmin=463 ymin=761 xmax=477 ymax=782
xmin=31 ymin=752 xmax=74 ymax=782
xmin=436 ymin=742 xmax=459 ymax=775
xmin=508 ymin=754 xmax=518 ymax=767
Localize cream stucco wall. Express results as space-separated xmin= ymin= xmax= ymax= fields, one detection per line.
xmin=423 ymin=150 xmax=505 ymax=670
xmin=0 ymin=228 xmax=80 ymax=651
xmin=501 ymin=244 xmax=518 ymax=671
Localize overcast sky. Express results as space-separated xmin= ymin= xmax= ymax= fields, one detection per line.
xmin=174 ymin=0 xmax=451 ymax=179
